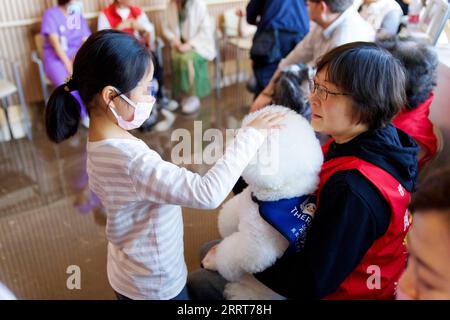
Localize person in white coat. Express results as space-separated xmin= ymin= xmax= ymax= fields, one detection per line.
xmin=163 ymin=0 xmax=216 ymax=114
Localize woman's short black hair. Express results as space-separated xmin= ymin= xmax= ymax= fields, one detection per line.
xmin=58 ymin=0 xmax=72 ymax=6
xmin=376 ymin=36 xmax=438 ymax=110
xmin=45 ymin=30 xmax=152 ymax=143
xmin=316 ymin=42 xmax=406 ymax=130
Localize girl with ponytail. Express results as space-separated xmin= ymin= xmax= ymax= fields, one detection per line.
xmin=45 ymin=30 xmax=284 ymax=300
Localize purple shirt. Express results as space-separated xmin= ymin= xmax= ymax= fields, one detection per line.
xmin=41 ymin=6 xmax=91 ymax=63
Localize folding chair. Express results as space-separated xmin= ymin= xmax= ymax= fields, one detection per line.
xmin=404 ymin=0 xmax=450 ymax=45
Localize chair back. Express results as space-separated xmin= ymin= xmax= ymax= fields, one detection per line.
xmin=222 ymin=9 xmax=239 ymax=38
xmin=418 ymin=0 xmax=450 ymax=45
xmin=34 ymin=34 xmax=45 ymax=59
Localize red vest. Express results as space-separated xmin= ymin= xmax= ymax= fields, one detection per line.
xmin=392 ymin=94 xmax=437 ymax=169
xmin=102 ymin=3 xmax=142 ymax=36
xmin=319 ymin=140 xmax=411 ymax=300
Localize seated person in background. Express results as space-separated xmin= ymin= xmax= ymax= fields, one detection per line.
xmin=377 ymin=36 xmax=438 ymax=169
xmin=98 ymin=0 xmax=155 ymax=47
xmin=358 ymin=0 xmax=403 ymax=37
xmin=98 ymin=0 xmax=178 ymax=131
xmin=397 ymin=166 xmax=450 ymax=300
xmin=251 ymin=0 xmax=375 ymax=112
xmin=41 ymin=0 xmax=91 ymax=127
xmin=162 ymin=0 xmax=216 ymax=114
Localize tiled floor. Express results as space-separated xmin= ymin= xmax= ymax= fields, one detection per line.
xmin=0 ymin=83 xmax=253 ymax=299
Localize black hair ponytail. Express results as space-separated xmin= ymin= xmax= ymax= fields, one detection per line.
xmin=45 ymin=83 xmax=81 ymax=143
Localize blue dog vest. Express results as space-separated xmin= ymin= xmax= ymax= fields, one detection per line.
xmin=252 ymin=194 xmax=316 ymax=253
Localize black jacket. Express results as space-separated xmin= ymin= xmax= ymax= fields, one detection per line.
xmin=254 ymin=124 xmax=418 ymax=299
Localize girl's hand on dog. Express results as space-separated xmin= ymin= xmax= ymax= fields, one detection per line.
xmin=245 ymin=111 xmax=286 ymax=135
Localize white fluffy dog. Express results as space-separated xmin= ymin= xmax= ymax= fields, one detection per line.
xmin=202 ymin=105 xmax=324 ymax=299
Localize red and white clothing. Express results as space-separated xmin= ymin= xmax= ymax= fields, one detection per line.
xmin=98 ymin=3 xmax=155 ymax=48
xmin=319 ymin=140 xmax=411 ymax=299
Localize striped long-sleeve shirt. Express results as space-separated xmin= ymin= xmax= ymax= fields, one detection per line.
xmin=86 ymin=127 xmax=265 ymax=299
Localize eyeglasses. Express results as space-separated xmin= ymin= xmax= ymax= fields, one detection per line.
xmin=309 ymin=79 xmax=351 ymax=101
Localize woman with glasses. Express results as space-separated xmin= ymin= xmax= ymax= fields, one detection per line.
xmin=188 ymin=42 xmax=419 ymax=300
xmin=254 ymin=41 xmax=419 ymax=299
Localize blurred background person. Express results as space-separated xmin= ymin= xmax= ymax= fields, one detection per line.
xmin=41 ymin=0 xmax=91 ymax=127
xmin=251 ymin=0 xmax=375 ymax=112
xmin=162 ymin=0 xmax=216 ymax=114
xmin=243 ymin=0 xmax=310 ymax=96
xmin=378 ymin=36 xmax=439 ymax=170
xmin=397 ymin=166 xmax=450 ymax=300
xmin=358 ymin=0 xmax=403 ymax=37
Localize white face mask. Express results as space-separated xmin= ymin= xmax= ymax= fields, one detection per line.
xmin=109 ymin=89 xmax=156 ymax=130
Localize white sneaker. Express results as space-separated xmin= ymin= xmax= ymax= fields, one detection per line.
xmin=160 ymin=97 xmax=179 ymax=111
xmin=181 ymin=96 xmax=201 ymax=114
xmin=81 ymin=116 xmax=90 ymax=128
xmin=154 ymin=109 xmax=176 ymax=132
